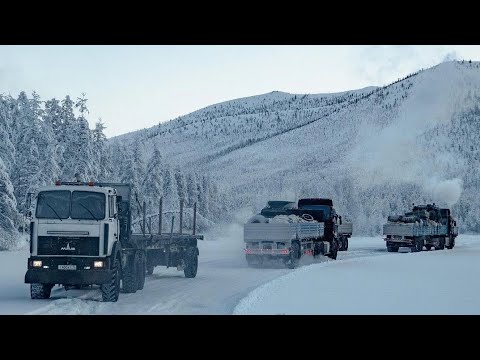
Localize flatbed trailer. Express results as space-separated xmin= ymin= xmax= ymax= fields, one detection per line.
xmin=25 ymin=181 xmax=204 ymax=302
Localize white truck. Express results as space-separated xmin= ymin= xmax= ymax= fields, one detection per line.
xmin=338 ymin=222 xmax=353 ymax=251
xmin=25 ymin=181 xmax=203 ymax=302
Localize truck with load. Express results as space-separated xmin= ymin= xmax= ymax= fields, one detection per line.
xmin=338 ymin=220 xmax=353 ymax=251
xmin=383 ymin=203 xmax=458 ymax=252
xmin=24 ymin=180 xmax=203 ymax=302
xmin=244 ymin=198 xmax=351 ymax=268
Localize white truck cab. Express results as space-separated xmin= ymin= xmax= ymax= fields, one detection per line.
xmin=25 ymin=181 xmax=121 ymax=299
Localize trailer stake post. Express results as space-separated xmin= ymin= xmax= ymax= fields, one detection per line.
xmin=158 ymin=197 xmax=163 ymax=235
xmin=193 ymin=202 xmax=197 ymax=235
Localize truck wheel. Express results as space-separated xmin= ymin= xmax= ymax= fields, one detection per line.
xmin=30 ymin=283 xmax=53 ymax=299
xmin=146 ymin=264 xmax=154 ymax=275
xmin=418 ymin=238 xmax=424 ymax=252
xmin=446 ymin=237 xmax=455 ymax=250
xmin=248 ymin=215 xmax=268 ymax=223
xmin=425 ymin=245 xmax=432 ymax=251
xmin=184 ymin=247 xmax=198 ymax=278
xmin=435 ymin=237 xmax=445 ymax=250
xmin=344 ymin=238 xmax=349 ymax=251
xmin=286 ymin=242 xmax=300 ymax=269
xmin=338 ymin=238 xmax=345 ymax=251
xmin=412 ymin=238 xmax=423 ymax=252
xmin=246 ymin=255 xmax=257 ymax=267
xmin=387 ymin=245 xmax=399 ymax=252
xmin=327 ymin=240 xmax=338 ymax=260
xmin=101 ymin=257 xmax=121 ymax=302
xmin=136 ymin=251 xmax=146 ymax=290
xmin=122 ymin=254 xmax=138 ymax=293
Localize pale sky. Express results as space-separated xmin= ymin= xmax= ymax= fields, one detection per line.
xmin=1 ymin=45 xmax=479 ymax=138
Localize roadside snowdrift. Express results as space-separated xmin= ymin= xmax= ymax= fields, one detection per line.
xmin=234 ymin=235 xmax=480 ymax=315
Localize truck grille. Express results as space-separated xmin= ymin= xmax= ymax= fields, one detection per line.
xmin=37 ymin=236 xmax=100 ymax=256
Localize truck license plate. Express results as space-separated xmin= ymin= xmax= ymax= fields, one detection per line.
xmin=58 ymin=264 xmax=76 ymax=270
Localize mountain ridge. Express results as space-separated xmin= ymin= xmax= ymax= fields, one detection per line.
xmin=110 ymin=60 xmax=480 ymax=234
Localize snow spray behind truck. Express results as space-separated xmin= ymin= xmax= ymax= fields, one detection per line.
xmin=244 ymin=198 xmax=352 ymax=268
xmin=25 ymin=181 xmax=203 ymax=302
xmin=383 ymin=203 xmax=458 ymax=252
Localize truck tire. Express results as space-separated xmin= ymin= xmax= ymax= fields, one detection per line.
xmin=338 ymin=237 xmax=345 ymax=251
xmin=184 ymin=246 xmax=198 ymax=278
xmin=248 ymin=215 xmax=268 ymax=223
xmin=30 ymin=283 xmax=53 ymax=299
xmin=136 ymin=251 xmax=146 ymax=290
xmin=425 ymin=245 xmax=432 ymax=251
xmin=101 ymin=257 xmax=121 ymax=302
xmin=344 ymin=238 xmax=349 ymax=251
xmin=286 ymin=242 xmax=300 ymax=269
xmin=327 ymin=240 xmax=338 ymax=260
xmin=435 ymin=237 xmax=445 ymax=250
xmin=412 ymin=237 xmax=423 ymax=252
xmin=246 ymin=255 xmax=259 ymax=267
xmin=122 ymin=254 xmax=138 ymax=293
xmin=146 ymin=264 xmax=154 ymax=275
xmin=446 ymin=236 xmax=455 ymax=250
xmin=386 ymin=245 xmax=399 ymax=252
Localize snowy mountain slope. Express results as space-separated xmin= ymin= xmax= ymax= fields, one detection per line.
xmin=110 ymin=61 xmax=480 ymax=234
xmin=234 ymin=235 xmax=480 ymax=315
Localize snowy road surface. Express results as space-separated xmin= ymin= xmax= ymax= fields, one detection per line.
xmin=234 ymin=235 xmax=480 ymax=315
xmin=0 ymin=228 xmax=477 ymax=314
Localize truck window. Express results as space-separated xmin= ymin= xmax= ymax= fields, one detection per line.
xmin=300 ymin=205 xmax=331 ymax=219
xmin=109 ymin=196 xmax=115 ymax=218
xmin=36 ymin=191 xmax=71 ymax=219
xmin=71 ymin=191 xmax=106 ymax=220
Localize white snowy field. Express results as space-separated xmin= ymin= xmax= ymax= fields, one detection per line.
xmin=234 ymin=235 xmax=480 ymax=315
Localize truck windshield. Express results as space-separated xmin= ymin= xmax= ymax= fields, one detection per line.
xmin=36 ymin=191 xmax=71 ymax=219
xmin=71 ymin=191 xmax=106 ymax=220
xmin=300 ymin=205 xmax=331 ymax=219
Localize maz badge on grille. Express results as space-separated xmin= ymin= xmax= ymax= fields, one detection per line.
xmin=60 ymin=242 xmax=76 ymax=251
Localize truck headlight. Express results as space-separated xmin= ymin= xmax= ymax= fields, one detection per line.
xmin=33 ymin=260 xmax=42 ymax=268
xmin=93 ymin=261 xmax=104 ymax=268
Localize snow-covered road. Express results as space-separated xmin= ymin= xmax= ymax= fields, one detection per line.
xmin=1 ymin=227 xmax=475 ymax=314
xmin=234 ymin=235 xmax=480 ymax=315
xmin=0 ymin=222 xmax=387 ymax=314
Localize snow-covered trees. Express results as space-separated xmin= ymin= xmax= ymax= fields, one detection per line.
xmin=92 ymin=120 xmax=112 ymax=181
xmin=11 ymin=92 xmax=43 ymax=211
xmin=0 ymin=97 xmax=15 ymax=173
xmin=162 ymin=167 xmax=179 ymax=212
xmin=175 ymin=167 xmax=188 ymax=206
xmin=0 ymin=91 xmax=116 ymax=247
xmin=0 ymin=158 xmax=21 ymax=250
xmin=143 ymin=145 xmax=164 ymax=213
xmin=186 ymin=172 xmax=198 ymax=207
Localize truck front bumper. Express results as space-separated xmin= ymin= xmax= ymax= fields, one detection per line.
xmin=25 ymin=257 xmax=111 ymax=285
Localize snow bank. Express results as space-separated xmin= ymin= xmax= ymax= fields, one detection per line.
xmin=234 ymin=235 xmax=480 ymax=315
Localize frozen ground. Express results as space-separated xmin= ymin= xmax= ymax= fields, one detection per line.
xmin=0 ymin=230 xmax=476 ymax=315
xmin=234 ymin=235 xmax=480 ymax=315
